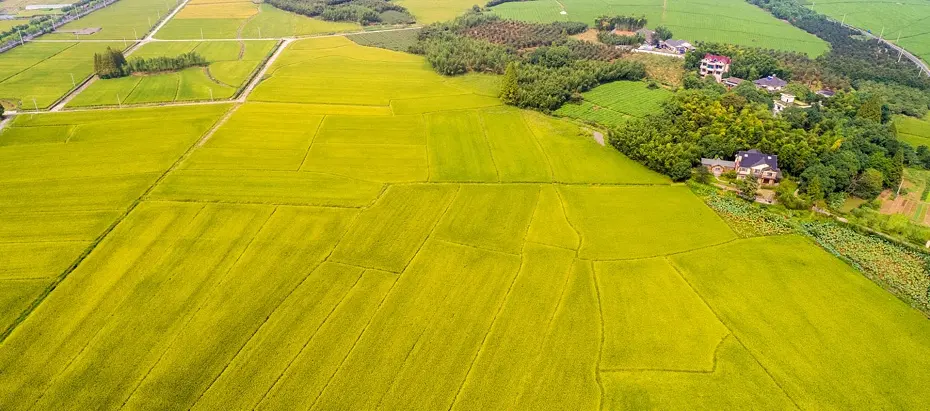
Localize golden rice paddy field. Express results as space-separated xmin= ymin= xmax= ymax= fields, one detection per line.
xmin=0 ymin=36 xmax=929 ymax=410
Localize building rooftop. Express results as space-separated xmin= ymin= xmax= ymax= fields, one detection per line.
xmin=754 ymin=75 xmax=788 ymax=88
xmin=737 ymin=149 xmax=780 ymax=172
xmin=702 ymin=54 xmax=731 ymax=65
xmin=722 ymin=77 xmax=744 ymax=85
xmin=701 ymin=158 xmax=736 ymax=168
xmin=816 ymin=89 xmax=836 ymax=97
xmin=664 ymin=39 xmax=692 ymax=48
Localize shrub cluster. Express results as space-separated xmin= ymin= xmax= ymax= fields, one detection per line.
xmin=597 ymin=32 xmax=644 ymax=46
xmin=460 ymin=20 xmax=586 ymax=49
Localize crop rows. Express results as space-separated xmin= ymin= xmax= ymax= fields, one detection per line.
xmin=3 ymin=34 xmax=930 ymax=411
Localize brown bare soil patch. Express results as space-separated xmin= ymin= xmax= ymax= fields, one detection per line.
xmin=570 ymin=28 xmax=599 ymax=43
xmin=621 ymin=52 xmax=685 ymax=87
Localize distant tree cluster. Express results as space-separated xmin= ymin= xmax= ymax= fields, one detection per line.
xmin=264 ymin=0 xmax=414 ymax=25
xmin=94 ymin=47 xmax=208 ymax=79
xmin=609 ymin=87 xmax=907 ymax=202
xmin=485 ymin=0 xmax=532 ymax=6
xmin=412 ymin=10 xmax=645 ymax=111
xmin=94 ymin=47 xmax=129 ymax=79
xmin=594 ymin=15 xmax=647 ymax=32
xmin=854 ymin=80 xmax=930 ymax=118
xmin=748 ymin=0 xmax=930 ymax=91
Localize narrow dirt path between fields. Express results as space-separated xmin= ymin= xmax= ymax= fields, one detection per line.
xmin=236 ymin=38 xmax=292 ymax=102
xmin=203 ymin=66 xmax=235 ymax=88
xmin=236 ymin=5 xmax=261 ymax=42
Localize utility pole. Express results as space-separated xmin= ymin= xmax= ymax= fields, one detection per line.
xmin=33 ymin=98 xmax=39 ymax=112
xmin=258 ymin=27 xmax=261 ymax=38
xmin=201 ymin=28 xmax=204 ymax=40
xmin=148 ymin=17 xmax=151 ymax=27
xmin=70 ymin=73 xmax=75 ymax=88
xmin=18 ymin=31 xmax=23 ymax=46
xmin=117 ymin=93 xmax=122 ymax=108
xmin=209 ymin=88 xmax=213 ymax=101
xmin=841 ymin=14 xmax=846 ymax=26
xmin=879 ymin=26 xmax=885 ymax=41
xmin=133 ymin=28 xmax=138 ymax=39
xmin=123 ymin=37 xmax=127 ymax=48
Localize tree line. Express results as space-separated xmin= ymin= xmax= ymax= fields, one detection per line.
xmin=264 ymin=0 xmax=414 ymax=25
xmin=594 ymin=15 xmax=647 ymax=32
xmin=412 ymin=10 xmax=646 ymax=110
xmin=94 ymin=47 xmax=208 ymax=79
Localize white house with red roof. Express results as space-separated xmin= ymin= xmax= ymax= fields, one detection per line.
xmin=699 ymin=54 xmax=731 ymax=82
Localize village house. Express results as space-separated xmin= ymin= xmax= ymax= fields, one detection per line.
xmin=815 ymin=89 xmax=836 ymax=98
xmin=699 ymin=54 xmax=731 ymax=82
xmin=701 ymin=149 xmax=782 ymax=185
xmin=722 ymin=77 xmax=743 ymax=89
xmin=753 ymin=75 xmax=788 ymax=92
xmin=635 ymin=28 xmax=655 ymax=44
xmin=659 ymin=39 xmax=693 ymax=54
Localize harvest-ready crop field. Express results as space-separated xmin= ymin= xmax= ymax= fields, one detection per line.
xmin=807 ymin=0 xmax=930 ymax=65
xmin=1 ymin=34 xmax=930 ymax=410
xmin=157 ymin=1 xmax=358 ymax=39
xmin=67 ymin=40 xmax=276 ymax=107
xmin=556 ymin=80 xmax=672 ymax=126
xmin=491 ymin=0 xmax=829 ymax=56
xmin=0 ymin=41 xmax=129 ymax=109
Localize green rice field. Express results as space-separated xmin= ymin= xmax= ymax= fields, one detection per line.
xmin=67 ymin=40 xmax=276 ymax=107
xmin=556 ymin=80 xmax=673 ymax=126
xmin=807 ymin=0 xmax=930 ymax=65
xmin=156 ymin=3 xmax=359 ymax=40
xmin=491 ymin=0 xmax=829 ymax=56
xmin=0 ymin=41 xmax=129 ymax=109
xmin=43 ymin=0 xmax=177 ymax=40
xmin=896 ymin=113 xmax=930 ymax=148
xmin=0 ymin=34 xmax=929 ymax=410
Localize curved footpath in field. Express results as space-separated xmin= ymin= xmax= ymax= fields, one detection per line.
xmin=0 ymin=36 xmax=929 ymax=409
